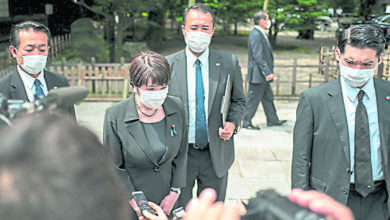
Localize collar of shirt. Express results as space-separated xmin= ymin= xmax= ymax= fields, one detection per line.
xmin=255 ymin=25 xmax=267 ymax=38
xmin=340 ymin=76 xmax=383 ymax=182
xmin=17 ymin=66 xmax=47 ymax=101
xmin=185 ymin=47 xmax=210 ymax=143
xmin=185 ymin=46 xmax=209 ymax=66
xmin=341 ymin=76 xmax=375 ymax=103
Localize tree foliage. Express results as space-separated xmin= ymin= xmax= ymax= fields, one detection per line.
xmin=358 ymin=0 xmax=377 ymax=19
xmin=77 ymin=0 xmax=169 ymax=61
xmin=81 ymin=0 xmax=334 ymax=56
xmin=206 ymin=0 xmax=262 ymax=34
xmin=323 ymin=0 xmax=358 ymax=13
xmin=268 ymin=0 xmax=328 ymax=40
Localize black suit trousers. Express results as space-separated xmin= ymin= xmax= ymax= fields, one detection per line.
xmin=244 ymin=82 xmax=279 ymax=123
xmin=177 ymin=146 xmax=228 ymax=208
xmin=347 ymin=184 xmax=389 ymax=220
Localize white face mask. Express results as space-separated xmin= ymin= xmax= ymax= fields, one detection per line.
xmin=339 ymin=62 xmax=375 ymax=88
xmin=138 ymin=88 xmax=168 ymax=109
xmin=20 ymin=55 xmax=47 ymax=74
xmin=185 ymin=31 xmax=212 ymax=53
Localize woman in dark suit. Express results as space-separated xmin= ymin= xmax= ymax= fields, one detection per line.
xmin=103 ymin=51 xmax=187 ymax=219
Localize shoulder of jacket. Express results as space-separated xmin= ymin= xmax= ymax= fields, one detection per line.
xmin=166 ymin=50 xmax=185 ymax=61
xmin=301 ymin=80 xmax=338 ymax=97
xmin=106 ymin=98 xmax=130 ymax=114
xmin=45 ymin=70 xmax=67 ymax=79
xmin=166 ymin=95 xmax=183 ymax=107
xmin=211 ymin=49 xmax=237 ymax=60
xmin=0 ymin=69 xmax=17 ymax=81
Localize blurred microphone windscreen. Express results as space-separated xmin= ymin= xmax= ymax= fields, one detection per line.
xmin=48 ymin=86 xmax=89 ymax=107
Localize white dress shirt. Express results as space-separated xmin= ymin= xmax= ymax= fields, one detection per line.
xmin=340 ymin=77 xmax=383 ymax=182
xmin=186 ymin=47 xmax=209 ymax=143
xmin=17 ymin=66 xmax=48 ymax=102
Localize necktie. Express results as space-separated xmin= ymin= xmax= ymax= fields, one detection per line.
xmin=195 ymin=59 xmax=208 ymax=149
xmin=354 ymin=90 xmax=373 ymax=197
xmin=34 ymin=79 xmax=44 ymax=101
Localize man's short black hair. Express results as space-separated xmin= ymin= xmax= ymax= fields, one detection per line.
xmin=10 ymin=21 xmax=51 ymax=48
xmin=337 ymin=24 xmax=385 ymax=57
xmin=183 ymin=3 xmax=216 ymax=27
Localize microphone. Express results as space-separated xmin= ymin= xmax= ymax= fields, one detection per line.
xmin=0 ymin=87 xmax=88 ymax=124
xmin=36 ymin=86 xmax=89 ymax=109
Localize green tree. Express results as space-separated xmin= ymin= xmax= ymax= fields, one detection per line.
xmin=75 ymin=0 xmax=171 ymax=61
xmin=270 ymin=0 xmax=328 ymax=40
xmin=358 ymin=0 xmax=377 ymax=19
xmin=323 ymin=0 xmax=358 ymax=14
xmin=206 ymin=0 xmax=261 ymax=35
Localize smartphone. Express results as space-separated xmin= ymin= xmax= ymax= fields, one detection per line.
xmin=172 ymin=207 xmax=185 ymax=219
xmin=131 ymin=191 xmax=156 ymax=216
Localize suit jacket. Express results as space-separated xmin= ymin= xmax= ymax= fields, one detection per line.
xmin=167 ymin=49 xmax=246 ymax=178
xmin=247 ymin=27 xmax=274 ymax=84
xmin=0 ymin=69 xmax=76 ymax=118
xmin=291 ymin=77 xmax=390 ymax=212
xmin=103 ymin=95 xmax=188 ymax=203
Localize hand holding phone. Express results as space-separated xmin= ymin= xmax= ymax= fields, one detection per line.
xmin=132 ymin=191 xmax=156 ymax=217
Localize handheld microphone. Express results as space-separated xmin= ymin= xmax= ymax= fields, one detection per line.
xmin=48 ymin=86 xmax=89 ymax=107
xmin=0 ymin=86 xmax=88 ymax=126
xmin=35 ymin=86 xmax=89 ymax=109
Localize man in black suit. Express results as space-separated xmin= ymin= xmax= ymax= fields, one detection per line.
xmin=292 ymin=24 xmax=390 ymax=220
xmin=0 ymin=21 xmax=75 ymax=118
xmin=167 ymin=3 xmax=245 ymax=207
xmin=242 ymin=11 xmax=286 ymax=130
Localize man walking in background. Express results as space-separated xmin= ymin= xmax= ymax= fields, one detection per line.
xmin=167 ymin=3 xmax=245 ymax=207
xmin=243 ymin=11 xmax=286 ymax=130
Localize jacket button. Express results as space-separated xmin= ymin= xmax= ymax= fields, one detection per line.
xmin=153 ymin=167 xmax=160 ymax=172
xmin=346 ymin=168 xmax=352 ymax=175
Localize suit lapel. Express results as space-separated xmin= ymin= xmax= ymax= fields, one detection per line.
xmin=327 ymin=79 xmax=350 ymax=163
xmin=44 ymin=71 xmax=57 ymax=91
xmin=256 ymin=28 xmax=273 ymax=60
xmin=124 ymin=96 xmax=159 ymax=165
xmin=159 ymin=100 xmax=180 ymax=164
xmin=208 ymin=49 xmax=222 ymax=116
xmin=374 ymin=78 xmax=390 ymax=168
xmin=9 ymin=70 xmax=28 ymax=100
xmin=170 ymin=51 xmax=189 ymax=121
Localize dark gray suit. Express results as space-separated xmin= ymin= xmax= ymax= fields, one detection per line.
xmin=244 ymin=27 xmax=280 ymax=124
xmin=292 ymin=78 xmax=390 ymax=219
xmin=103 ymin=95 xmax=188 ymax=205
xmin=0 ymin=69 xmax=75 ymax=118
xmin=167 ymin=49 xmax=245 ymax=205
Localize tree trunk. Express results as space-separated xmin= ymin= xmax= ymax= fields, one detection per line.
xmin=104 ymin=16 xmax=116 ymax=62
xmin=144 ymin=7 xmax=166 ymax=46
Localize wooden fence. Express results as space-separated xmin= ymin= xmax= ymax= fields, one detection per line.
xmin=46 ymin=56 xmax=338 ymax=101
xmin=267 ymin=46 xmax=390 ymax=98
xmin=2 ymin=45 xmax=390 ymax=101
xmin=46 ymin=57 xmax=129 ymax=101
xmin=242 ymin=58 xmax=336 ymax=99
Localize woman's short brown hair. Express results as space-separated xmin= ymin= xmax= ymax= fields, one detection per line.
xmin=129 ymin=51 xmax=171 ymax=87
